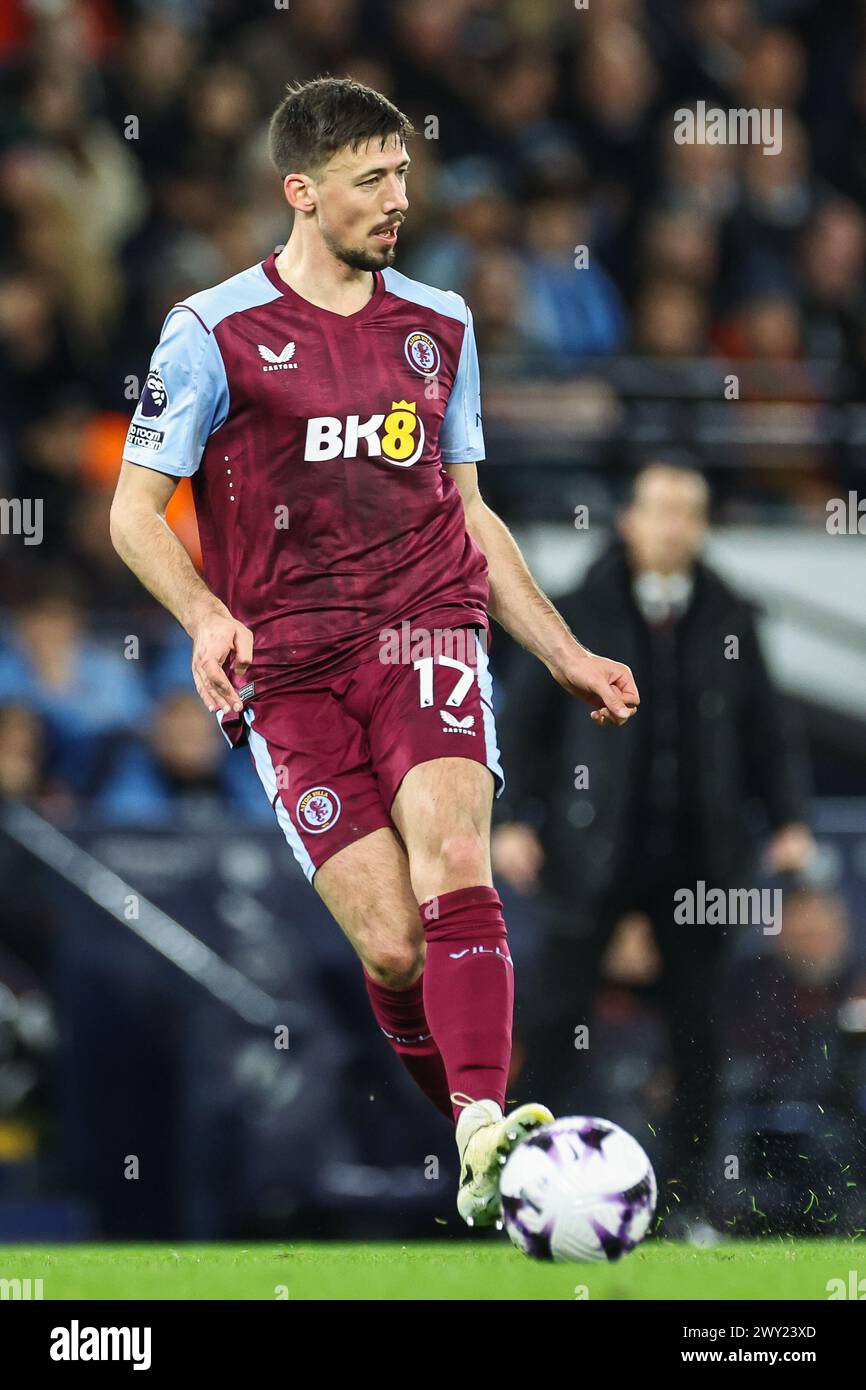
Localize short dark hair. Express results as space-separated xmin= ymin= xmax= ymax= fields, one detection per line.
xmin=268 ymin=76 xmax=413 ymax=180
xmin=629 ymin=460 xmax=710 ymax=511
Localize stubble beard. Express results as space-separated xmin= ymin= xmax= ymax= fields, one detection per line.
xmin=320 ymin=217 xmax=398 ymax=271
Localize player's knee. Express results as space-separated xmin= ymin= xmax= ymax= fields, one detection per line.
xmin=434 ymin=830 xmax=489 ymax=887
xmin=364 ymin=944 xmax=425 ymax=990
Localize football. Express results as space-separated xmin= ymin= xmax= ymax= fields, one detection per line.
xmin=500 ymin=1116 xmax=657 ymax=1262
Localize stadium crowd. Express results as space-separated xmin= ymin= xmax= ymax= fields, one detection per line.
xmin=1 ymin=0 xmax=865 ymax=1235
xmin=0 ymin=0 xmax=865 ymax=810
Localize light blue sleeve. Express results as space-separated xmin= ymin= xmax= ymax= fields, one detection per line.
xmin=123 ymin=306 xmax=229 ymax=477
xmin=440 ymin=305 xmax=485 ymax=464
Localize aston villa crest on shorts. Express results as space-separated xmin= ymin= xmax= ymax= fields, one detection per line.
xmin=296 ymin=786 xmax=341 ymax=833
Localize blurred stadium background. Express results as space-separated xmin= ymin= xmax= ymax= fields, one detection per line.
xmin=1 ymin=0 xmax=865 ymax=1245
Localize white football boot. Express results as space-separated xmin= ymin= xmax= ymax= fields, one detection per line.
xmin=454 ymin=1094 xmax=555 ymax=1228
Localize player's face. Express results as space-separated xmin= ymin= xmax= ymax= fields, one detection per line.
xmin=315 ymin=135 xmax=410 ymax=271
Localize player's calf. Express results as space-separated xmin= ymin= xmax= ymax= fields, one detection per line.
xmin=363 ymin=968 xmax=452 ymax=1120
xmin=419 ymin=885 xmax=514 ymax=1113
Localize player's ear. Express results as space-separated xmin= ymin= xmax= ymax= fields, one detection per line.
xmin=284 ymin=173 xmax=315 ymax=214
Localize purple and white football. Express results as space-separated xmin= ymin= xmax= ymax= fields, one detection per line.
xmin=500 ymin=1116 xmax=657 ymax=1262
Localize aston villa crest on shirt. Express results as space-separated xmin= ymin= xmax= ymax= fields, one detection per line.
xmin=404 ymin=330 xmax=440 ymax=377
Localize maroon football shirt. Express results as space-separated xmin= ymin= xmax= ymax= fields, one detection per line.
xmin=123 ymin=254 xmax=489 ymax=693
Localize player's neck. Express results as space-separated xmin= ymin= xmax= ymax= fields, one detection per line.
xmin=273 ymin=238 xmax=376 ymax=317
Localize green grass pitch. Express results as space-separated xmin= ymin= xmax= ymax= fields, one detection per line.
xmin=2 ymin=1239 xmax=861 ymax=1300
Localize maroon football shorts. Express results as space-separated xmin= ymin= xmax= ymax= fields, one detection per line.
xmin=236 ymin=630 xmax=504 ymax=882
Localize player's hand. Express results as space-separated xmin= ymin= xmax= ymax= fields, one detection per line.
xmin=190 ymin=609 xmax=254 ymax=715
xmin=491 ymin=822 xmax=545 ymax=892
xmin=550 ymin=649 xmax=639 ymax=727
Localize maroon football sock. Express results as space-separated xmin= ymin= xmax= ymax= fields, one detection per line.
xmin=363 ymin=971 xmax=453 ymax=1120
xmin=420 ymin=885 xmax=514 ymax=1121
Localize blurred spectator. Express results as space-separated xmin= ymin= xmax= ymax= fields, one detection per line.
xmin=639 ymin=207 xmax=719 ymax=294
xmin=101 ymin=16 xmax=196 ymax=180
xmin=0 ymin=580 xmax=149 ymax=795
xmin=0 ymin=703 xmax=57 ymax=805
xmin=520 ymin=194 xmax=627 ymax=360
xmin=572 ymin=21 xmax=659 ymax=191
xmin=463 ymin=248 xmax=536 ymax=374
xmin=680 ymin=0 xmax=758 ymax=95
xmin=729 ymin=114 xmax=814 ymax=284
xmin=478 ymin=49 xmax=581 ymax=193
xmin=799 ymin=199 xmax=866 ymax=369
xmin=726 ymin=290 xmax=803 ymax=360
xmin=633 ymin=278 xmax=708 ymax=355
xmin=712 ymin=887 xmax=866 ymax=1234
xmin=723 ymin=888 xmax=860 ymax=1101
xmin=405 ymin=158 xmax=513 ymax=295
xmin=23 ymin=68 xmax=146 ymax=258
xmin=736 ymin=26 xmax=806 ymax=111
xmin=64 ymin=488 xmax=154 ymax=612
xmin=95 ymin=689 xmax=271 ymax=827
xmin=494 ymin=462 xmax=815 ymax=1216
xmin=657 ymin=132 xmax=740 ymax=220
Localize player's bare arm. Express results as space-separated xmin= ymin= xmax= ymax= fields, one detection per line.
xmin=446 ymin=462 xmax=639 ymax=727
xmin=109 ymin=461 xmax=252 ymax=716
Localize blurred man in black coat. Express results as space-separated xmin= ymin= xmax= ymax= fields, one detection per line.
xmin=493 ymin=462 xmax=815 ymax=1217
